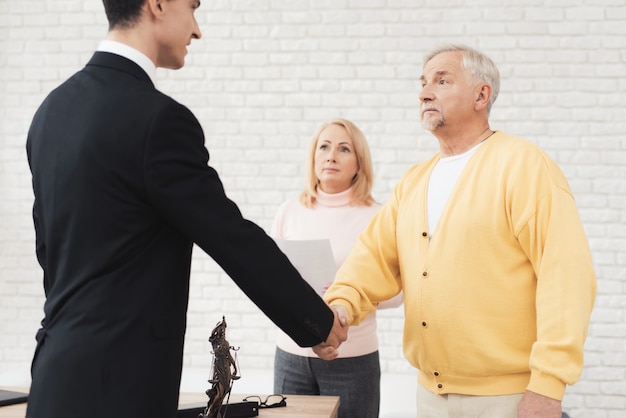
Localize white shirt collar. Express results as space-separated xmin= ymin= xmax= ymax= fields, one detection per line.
xmin=97 ymin=40 xmax=157 ymax=86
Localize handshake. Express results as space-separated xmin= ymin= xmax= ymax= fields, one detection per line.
xmin=312 ymin=305 xmax=350 ymax=360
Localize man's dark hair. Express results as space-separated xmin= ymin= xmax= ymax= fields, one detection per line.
xmin=102 ymin=0 xmax=146 ymax=30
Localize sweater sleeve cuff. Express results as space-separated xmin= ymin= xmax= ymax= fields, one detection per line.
xmin=527 ymin=371 xmax=567 ymax=401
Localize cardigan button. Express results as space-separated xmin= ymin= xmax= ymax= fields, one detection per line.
xmin=422 ymin=231 xmax=428 ymax=237
xmin=421 ymin=321 xmax=427 ymax=327
xmin=422 ymin=271 xmax=428 ymax=277
xmin=437 ymin=383 xmax=444 ymax=390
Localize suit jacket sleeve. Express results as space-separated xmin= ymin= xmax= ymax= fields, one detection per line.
xmin=142 ymin=99 xmax=333 ymax=347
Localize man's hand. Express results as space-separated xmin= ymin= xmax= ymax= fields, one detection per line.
xmin=312 ymin=305 xmax=350 ymax=360
xmin=518 ymin=390 xmax=561 ymax=418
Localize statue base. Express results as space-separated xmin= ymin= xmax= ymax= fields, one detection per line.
xmin=177 ymin=401 xmax=259 ymax=418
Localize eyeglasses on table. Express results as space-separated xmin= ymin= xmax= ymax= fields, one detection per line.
xmin=241 ymin=394 xmax=287 ymax=409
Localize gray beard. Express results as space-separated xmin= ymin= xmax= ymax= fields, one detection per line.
xmin=421 ymin=115 xmax=445 ymax=131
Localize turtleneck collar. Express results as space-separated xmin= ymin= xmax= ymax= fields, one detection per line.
xmin=315 ymin=186 xmax=353 ymax=208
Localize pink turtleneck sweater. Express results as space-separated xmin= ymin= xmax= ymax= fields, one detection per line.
xmin=271 ymin=187 xmax=402 ymax=358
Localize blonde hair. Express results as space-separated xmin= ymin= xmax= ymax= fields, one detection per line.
xmin=299 ymin=119 xmax=376 ymax=208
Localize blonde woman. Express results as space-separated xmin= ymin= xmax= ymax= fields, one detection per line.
xmin=271 ymin=119 xmax=402 ymax=418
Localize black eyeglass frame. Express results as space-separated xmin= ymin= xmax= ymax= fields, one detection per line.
xmin=242 ymin=394 xmax=287 ymax=409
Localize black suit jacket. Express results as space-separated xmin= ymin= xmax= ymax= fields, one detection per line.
xmin=25 ymin=52 xmax=333 ymax=418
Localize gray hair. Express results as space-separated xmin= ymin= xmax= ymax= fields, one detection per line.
xmin=424 ymin=43 xmax=500 ymax=113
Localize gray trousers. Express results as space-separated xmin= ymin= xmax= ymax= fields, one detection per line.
xmin=274 ymin=347 xmax=381 ymax=418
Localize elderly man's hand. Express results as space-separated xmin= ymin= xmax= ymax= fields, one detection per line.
xmin=312 ymin=305 xmax=349 ymax=360
xmin=518 ymin=390 xmax=561 ymax=418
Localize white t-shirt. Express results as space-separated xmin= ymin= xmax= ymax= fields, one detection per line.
xmin=427 ymin=142 xmax=483 ymax=237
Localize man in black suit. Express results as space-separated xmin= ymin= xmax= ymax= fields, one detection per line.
xmin=25 ymin=1 xmax=347 ymax=417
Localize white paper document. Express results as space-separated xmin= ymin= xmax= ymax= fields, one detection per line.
xmin=274 ymin=239 xmax=337 ymax=297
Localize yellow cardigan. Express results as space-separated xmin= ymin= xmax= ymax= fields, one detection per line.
xmin=324 ymin=131 xmax=596 ymax=400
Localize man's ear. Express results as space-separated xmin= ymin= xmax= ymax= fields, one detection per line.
xmin=147 ymin=0 xmax=165 ymax=19
xmin=474 ymin=83 xmax=492 ymax=111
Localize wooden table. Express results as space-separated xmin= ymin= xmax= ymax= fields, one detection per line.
xmin=0 ymin=388 xmax=339 ymax=418
xmin=180 ymin=392 xmax=339 ymax=417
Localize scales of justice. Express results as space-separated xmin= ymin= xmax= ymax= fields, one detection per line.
xmin=197 ymin=316 xmax=257 ymax=418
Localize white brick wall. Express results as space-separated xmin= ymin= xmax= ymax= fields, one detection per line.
xmin=1 ymin=1 xmax=625 ymax=417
